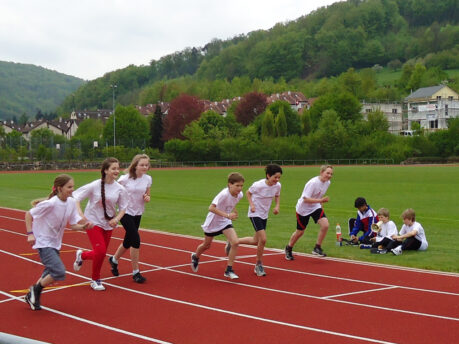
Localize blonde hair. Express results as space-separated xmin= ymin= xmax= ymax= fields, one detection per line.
xmin=228 ymin=172 xmax=244 ymax=184
xmin=31 ymin=174 xmax=73 ymax=207
xmin=320 ymin=164 xmax=333 ymax=173
xmin=401 ymin=208 xmax=416 ymax=221
xmin=377 ymin=208 xmax=390 ymax=218
xmin=126 ymin=154 xmax=150 ymax=179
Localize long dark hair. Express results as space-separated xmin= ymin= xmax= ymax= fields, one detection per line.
xmin=101 ymin=157 xmax=119 ymax=220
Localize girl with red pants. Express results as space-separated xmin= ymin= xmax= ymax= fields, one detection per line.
xmin=73 ymin=157 xmax=128 ymax=291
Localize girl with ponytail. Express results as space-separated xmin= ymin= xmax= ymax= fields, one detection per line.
xmin=73 ymin=158 xmax=128 ymax=291
xmin=24 ymin=174 xmax=90 ymax=310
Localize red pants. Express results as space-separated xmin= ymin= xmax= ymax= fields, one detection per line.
xmin=81 ymin=226 xmax=112 ymax=280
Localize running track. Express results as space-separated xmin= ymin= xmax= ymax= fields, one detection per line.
xmin=0 ymin=207 xmax=458 ymax=344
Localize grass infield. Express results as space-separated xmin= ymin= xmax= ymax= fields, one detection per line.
xmin=1 ymin=165 xmax=458 ymax=273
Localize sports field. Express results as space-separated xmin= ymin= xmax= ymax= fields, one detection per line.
xmin=0 ymin=164 xmax=458 ymax=273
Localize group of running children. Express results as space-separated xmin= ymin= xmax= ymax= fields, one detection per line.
xmin=23 ymin=159 xmax=427 ymax=311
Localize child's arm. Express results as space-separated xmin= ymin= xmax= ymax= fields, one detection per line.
xmin=143 ymin=187 xmax=151 ymax=203
xmin=246 ymin=190 xmax=256 ymax=213
xmin=108 ymin=209 xmax=126 ymax=228
xmin=273 ymin=194 xmax=280 ymax=215
xmin=25 ymin=211 xmax=35 ymax=245
xmin=303 ymin=196 xmax=329 ymax=204
xmin=69 ymin=220 xmax=91 ymax=231
xmin=209 ymin=204 xmax=238 ymax=220
xmin=394 ymin=229 xmax=417 ymax=241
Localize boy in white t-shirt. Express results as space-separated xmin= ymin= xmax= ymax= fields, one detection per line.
xmin=24 ymin=174 xmax=90 ymax=311
xmin=387 ymin=209 xmax=428 ymax=255
xmin=285 ymin=165 xmax=333 ymax=260
xmin=229 ymin=164 xmax=282 ymax=277
xmin=191 ymin=172 xmax=244 ymax=280
xmin=369 ymin=208 xmax=397 ymax=254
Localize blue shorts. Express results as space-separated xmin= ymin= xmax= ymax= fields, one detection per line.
xmin=296 ymin=208 xmax=326 ymax=231
xmin=249 ymin=217 xmax=267 ymax=232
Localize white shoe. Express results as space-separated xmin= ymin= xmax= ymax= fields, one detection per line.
xmin=90 ymin=280 xmax=105 ymax=291
xmin=224 ymin=270 xmax=239 ymax=280
xmin=391 ymin=246 xmax=402 ymax=256
xmin=73 ymin=249 xmax=83 ymax=271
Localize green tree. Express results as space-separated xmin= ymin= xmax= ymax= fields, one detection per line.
xmin=103 ymin=105 xmax=150 ymax=148
xmin=275 ymin=107 xmax=288 ymax=137
xmin=261 ymin=109 xmax=275 ymax=137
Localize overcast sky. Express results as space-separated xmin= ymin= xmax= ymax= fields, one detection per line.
xmin=0 ymin=0 xmax=338 ymax=81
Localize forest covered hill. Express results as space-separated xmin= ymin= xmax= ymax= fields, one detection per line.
xmin=0 ymin=61 xmax=84 ymax=121
xmin=57 ymin=0 xmax=459 ymax=113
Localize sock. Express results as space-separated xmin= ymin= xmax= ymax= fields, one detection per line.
xmin=315 ymin=244 xmax=321 ymax=249
xmin=256 ymin=260 xmax=262 ymax=265
xmin=132 ymin=269 xmax=139 ymax=275
xmin=35 ymin=283 xmax=44 ymax=293
xmin=226 ymin=266 xmax=233 ymax=272
xmin=112 ymin=257 xmax=118 ymax=264
xmin=286 ymin=245 xmax=292 ymax=250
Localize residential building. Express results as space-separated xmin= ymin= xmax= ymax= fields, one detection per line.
xmin=405 ymin=85 xmax=459 ymax=131
xmin=361 ymin=101 xmax=404 ymax=134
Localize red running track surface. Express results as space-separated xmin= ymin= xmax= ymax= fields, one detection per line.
xmin=0 ymin=207 xmax=458 ymax=344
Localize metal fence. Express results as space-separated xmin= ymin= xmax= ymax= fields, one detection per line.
xmin=0 ymin=158 xmax=395 ymax=171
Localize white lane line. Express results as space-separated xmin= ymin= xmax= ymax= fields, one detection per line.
xmin=323 ymin=286 xmax=399 ymax=299
xmin=1 ymin=246 xmax=458 ymax=323
xmin=0 ymin=290 xmax=171 ymax=344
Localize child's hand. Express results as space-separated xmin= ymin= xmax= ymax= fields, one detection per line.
xmin=273 ymin=206 xmax=279 ymax=215
xmin=27 ymin=234 xmax=35 ymax=246
xmin=143 ymin=194 xmax=150 ymax=203
xmin=250 ymin=205 xmax=256 ymax=213
xmin=321 ymin=196 xmax=329 ymax=203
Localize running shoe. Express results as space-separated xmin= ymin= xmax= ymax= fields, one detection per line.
xmin=191 ymin=253 xmax=199 ymax=272
xmin=108 ymin=256 xmax=119 ymax=276
xmin=73 ymin=249 xmax=83 ymax=271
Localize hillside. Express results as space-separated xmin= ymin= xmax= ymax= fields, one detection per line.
xmin=0 ymin=61 xmax=84 ymax=121
xmin=56 ymin=0 xmax=458 ymax=113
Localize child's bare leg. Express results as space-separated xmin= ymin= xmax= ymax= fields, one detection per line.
xmin=316 ymin=218 xmax=329 ymax=246
xmin=238 ymin=235 xmax=258 ymax=245
xmin=256 ymin=230 xmax=267 ymax=263
xmin=130 ymin=247 xmax=140 ymax=271
xmin=223 ymin=228 xmax=239 ymax=266
xmin=37 ymin=274 xmax=54 ymax=288
xmin=113 ymin=244 xmax=128 ymax=261
xmin=288 ymin=229 xmax=304 ymax=248
xmin=195 ymin=236 xmax=213 ymax=258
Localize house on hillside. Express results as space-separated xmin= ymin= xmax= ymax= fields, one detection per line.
xmin=21 ymin=118 xmax=76 ymax=140
xmin=361 ymin=101 xmax=404 ymax=134
xmin=267 ymin=91 xmax=309 ymax=111
xmin=405 ymin=85 xmax=459 ymax=131
xmin=0 ymin=120 xmax=23 ymax=134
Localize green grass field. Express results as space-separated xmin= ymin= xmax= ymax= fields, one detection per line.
xmin=1 ymin=165 xmax=458 ymax=273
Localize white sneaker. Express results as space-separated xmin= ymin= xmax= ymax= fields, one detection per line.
xmin=391 ymin=246 xmax=402 ymax=256
xmin=73 ymin=249 xmax=83 ymax=271
xmin=90 ymin=280 xmax=105 ymax=291
xmin=224 ymin=270 xmax=239 ymax=280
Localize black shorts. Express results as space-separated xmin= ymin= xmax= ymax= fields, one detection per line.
xmin=204 ymin=224 xmax=233 ymax=237
xmin=249 ymin=217 xmax=267 ymax=232
xmin=296 ymin=208 xmax=326 ymax=230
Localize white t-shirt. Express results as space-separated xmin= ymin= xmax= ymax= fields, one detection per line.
xmin=73 ymin=179 xmax=129 ymax=230
xmin=247 ymin=179 xmax=281 ymax=219
xmin=296 ymin=176 xmax=330 ymax=216
xmin=400 ymin=221 xmax=428 ymax=250
xmin=118 ymin=174 xmax=152 ymax=216
xmin=29 ymin=196 xmax=81 ymax=250
xmin=201 ymin=187 xmax=243 ymax=234
xmin=375 ymin=220 xmax=397 ymax=242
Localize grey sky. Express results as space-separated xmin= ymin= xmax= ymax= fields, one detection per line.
xmin=0 ymin=0 xmax=337 ymax=80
